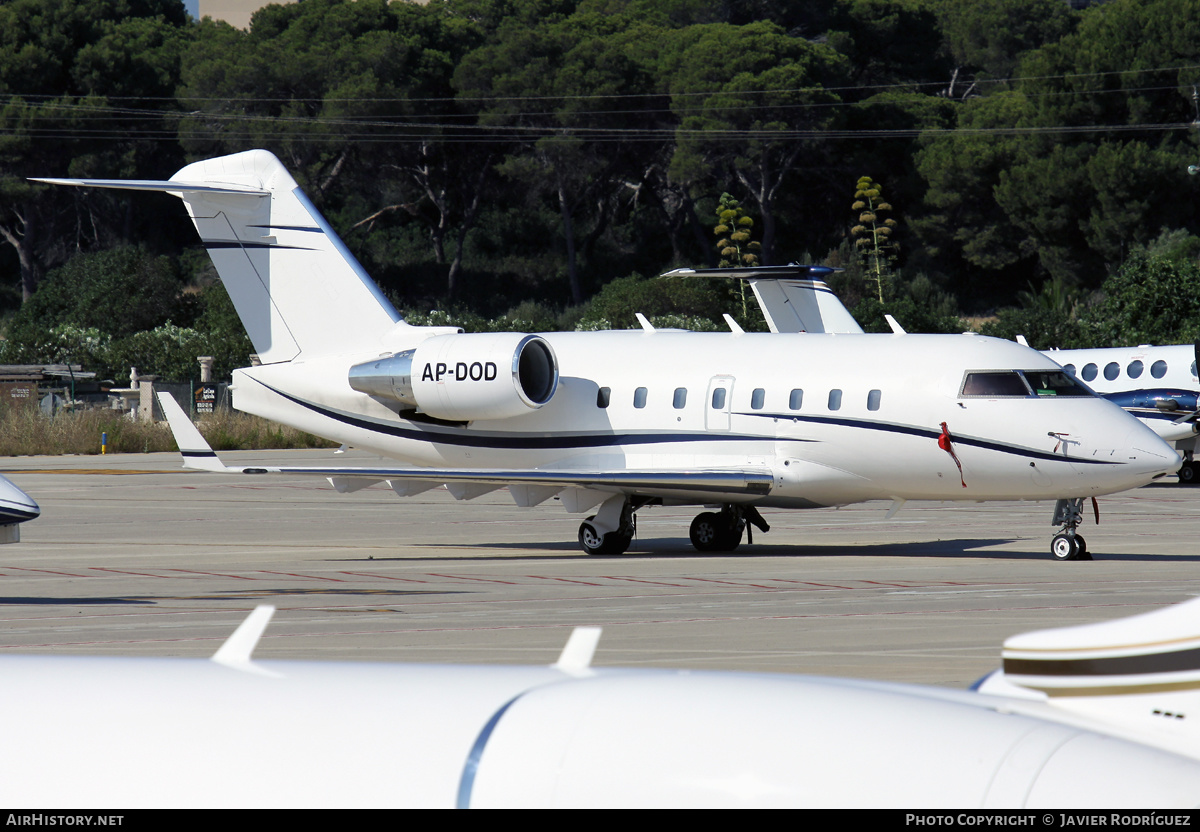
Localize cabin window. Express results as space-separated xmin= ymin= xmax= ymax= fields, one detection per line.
xmin=1152 ymin=360 xmax=1168 ymax=379
xmin=828 ymin=389 xmax=842 ymax=411
xmin=1081 ymin=363 xmax=1098 ymax=381
xmin=1063 ymin=364 xmax=1076 ymax=376
xmin=1193 ymin=361 xmax=1197 ymax=379
xmin=1127 ymin=360 xmax=1143 ymax=379
xmin=867 ymin=389 xmax=882 ymax=411
xmin=1104 ymin=361 xmax=1120 ymax=381
xmin=673 ymin=387 xmax=687 ymax=409
xmin=711 ymin=388 xmax=727 ymax=409
xmin=789 ymin=389 xmax=804 ymax=410
xmin=597 ymin=387 xmax=611 ymax=408
xmin=634 ymin=387 xmax=647 ymax=408
xmin=960 ymin=371 xmax=1029 ymax=397
xmin=751 ymin=388 xmax=765 ymax=410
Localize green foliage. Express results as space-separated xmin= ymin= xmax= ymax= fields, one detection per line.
xmin=977 ymin=307 xmax=1083 ymax=351
xmin=932 ymin=0 xmax=1077 ymax=79
xmin=5 ymin=247 xmax=184 ymax=343
xmin=1075 ymin=254 xmax=1200 ymax=348
xmin=576 ymin=271 xmax=753 ymax=330
xmin=0 ymin=247 xmax=253 ymax=380
xmin=1135 ymin=228 xmax=1200 ymax=264
xmin=980 ymin=249 xmax=1200 ymax=349
xmin=11 ymin=0 xmax=1200 ymax=334
xmin=851 ymin=273 xmax=962 ymax=334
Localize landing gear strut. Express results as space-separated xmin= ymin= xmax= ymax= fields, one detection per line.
xmin=1179 ymin=452 xmax=1197 ymax=484
xmin=689 ymin=505 xmax=769 ymax=553
xmin=1050 ymin=498 xmax=1092 ymax=561
xmin=578 ymin=496 xmax=636 ymax=555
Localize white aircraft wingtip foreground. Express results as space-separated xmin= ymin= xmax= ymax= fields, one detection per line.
xmin=37 ymin=149 xmax=1180 ymax=559
xmin=5 ymin=601 xmax=1200 ymax=807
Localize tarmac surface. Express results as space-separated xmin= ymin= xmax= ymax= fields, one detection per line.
xmin=1 ymin=448 xmax=1198 ymax=689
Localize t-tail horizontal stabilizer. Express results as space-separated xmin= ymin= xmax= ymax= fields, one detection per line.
xmin=661 ymin=265 xmax=863 ymax=335
xmin=34 ymin=149 xmax=402 ymax=364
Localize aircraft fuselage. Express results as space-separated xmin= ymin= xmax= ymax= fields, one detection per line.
xmin=234 ymin=329 xmax=1175 ymax=509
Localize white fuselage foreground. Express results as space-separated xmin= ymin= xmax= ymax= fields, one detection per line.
xmin=234 ymin=330 xmax=1176 ymax=508
xmin=4 ymin=653 xmax=1199 ymax=808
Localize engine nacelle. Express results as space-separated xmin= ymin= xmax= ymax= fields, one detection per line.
xmin=349 ymin=332 xmax=559 ymax=421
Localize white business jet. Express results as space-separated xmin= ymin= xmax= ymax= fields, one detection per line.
xmin=4 ymin=600 xmax=1200 ymax=807
xmin=35 ymin=150 xmax=1177 ymax=561
xmin=1039 ymin=343 xmax=1200 ymax=481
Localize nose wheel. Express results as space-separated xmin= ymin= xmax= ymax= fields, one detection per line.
xmin=1051 ymin=532 xmax=1088 ymax=561
xmin=1050 ymin=498 xmax=1093 ymax=561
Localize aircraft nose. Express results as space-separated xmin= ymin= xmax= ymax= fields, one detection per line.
xmin=0 ymin=474 xmax=40 ymax=525
xmin=1120 ymin=424 xmax=1180 ymax=481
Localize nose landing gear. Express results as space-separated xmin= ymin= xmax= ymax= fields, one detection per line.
xmin=1050 ymin=498 xmax=1093 ymax=561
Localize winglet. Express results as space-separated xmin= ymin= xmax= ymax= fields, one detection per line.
xmin=212 ymin=605 xmax=280 ymax=676
xmin=553 ymin=626 xmax=602 ymax=676
xmin=156 ymin=392 xmax=229 ymax=472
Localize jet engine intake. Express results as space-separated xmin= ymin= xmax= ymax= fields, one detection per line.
xmin=349 ymin=333 xmax=559 ymax=421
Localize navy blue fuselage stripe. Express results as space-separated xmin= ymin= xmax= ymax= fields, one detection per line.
xmin=255 ymin=380 xmax=1124 ymax=465
xmin=751 ymin=411 xmax=1119 ymax=465
xmin=247 ymin=224 xmax=322 ymax=233
xmin=203 ymin=240 xmax=316 ymax=251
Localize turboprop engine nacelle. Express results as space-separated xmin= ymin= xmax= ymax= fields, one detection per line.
xmin=349 ymin=332 xmax=559 ymax=421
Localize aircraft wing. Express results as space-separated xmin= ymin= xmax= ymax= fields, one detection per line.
xmin=157 ymin=393 xmax=773 ymax=508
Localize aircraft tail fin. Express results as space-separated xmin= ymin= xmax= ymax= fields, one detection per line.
xmin=34 ymin=150 xmax=401 ymax=364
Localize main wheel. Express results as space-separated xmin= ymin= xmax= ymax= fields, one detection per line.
xmin=690 ymin=513 xmax=743 ymax=553
xmin=1180 ymin=461 xmax=1197 ymax=484
xmin=690 ymin=512 xmax=724 ymax=552
xmin=1051 ymin=532 xmax=1083 ymax=561
xmin=717 ymin=521 xmax=744 ymax=552
xmin=578 ymin=521 xmax=631 ymax=556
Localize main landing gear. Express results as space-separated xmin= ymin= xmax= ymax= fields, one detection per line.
xmin=1050 ymin=498 xmax=1092 ymax=561
xmin=689 ymin=505 xmax=770 ymax=553
xmin=577 ymin=496 xmax=637 ymax=556
xmin=575 ymin=496 xmax=770 ymax=555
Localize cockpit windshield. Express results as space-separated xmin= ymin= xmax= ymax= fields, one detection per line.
xmin=960 ymin=370 xmax=1093 ymax=398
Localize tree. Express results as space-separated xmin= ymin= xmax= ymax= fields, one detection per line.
xmin=665 ymin=21 xmax=846 ymax=265
xmin=454 ymin=5 xmax=665 ymax=303
xmin=932 ymin=0 xmax=1077 ymax=80
xmin=0 ymin=0 xmax=191 ymax=302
